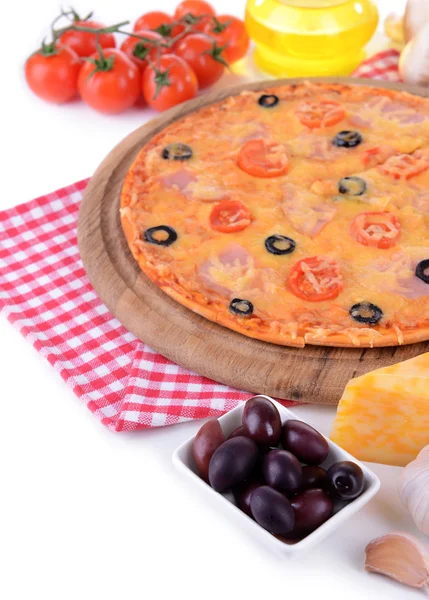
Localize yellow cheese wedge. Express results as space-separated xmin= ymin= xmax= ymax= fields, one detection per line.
xmin=330 ymin=353 xmax=429 ymax=467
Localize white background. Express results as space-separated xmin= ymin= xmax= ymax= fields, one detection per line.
xmin=1 ymin=1 xmax=420 ymax=599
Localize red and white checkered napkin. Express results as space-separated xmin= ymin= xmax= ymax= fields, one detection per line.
xmin=353 ymin=48 xmax=400 ymax=81
xmin=0 ymin=50 xmax=402 ymax=432
xmin=0 ymin=180 xmax=257 ymax=431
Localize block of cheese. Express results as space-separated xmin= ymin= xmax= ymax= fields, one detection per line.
xmin=330 ymin=352 xmax=429 ymax=467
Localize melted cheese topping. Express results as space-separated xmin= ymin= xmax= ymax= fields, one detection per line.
xmin=121 ymin=83 xmax=429 ymax=347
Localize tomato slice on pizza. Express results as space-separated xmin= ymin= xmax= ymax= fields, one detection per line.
xmin=288 ymin=256 xmax=343 ymax=302
xmin=378 ymin=153 xmax=429 ymax=180
xmin=237 ymin=139 xmax=289 ymax=178
xmin=351 ymin=212 xmax=401 ymax=249
xmin=209 ymin=200 xmax=252 ymax=233
xmin=295 ymin=99 xmax=345 ymax=129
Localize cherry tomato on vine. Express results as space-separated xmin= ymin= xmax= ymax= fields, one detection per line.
xmin=25 ymin=44 xmax=81 ymax=104
xmin=120 ymin=30 xmax=168 ymax=69
xmin=58 ymin=19 xmax=116 ymax=57
xmin=175 ymin=33 xmax=226 ymax=88
xmin=132 ymin=11 xmax=180 ymax=37
xmin=78 ymin=49 xmax=140 ymax=114
xmin=202 ymin=15 xmax=249 ymax=63
xmin=174 ymin=1 xmax=216 ymax=31
xmin=174 ymin=0 xmax=216 ymax=19
xmin=142 ymin=54 xmax=198 ymax=111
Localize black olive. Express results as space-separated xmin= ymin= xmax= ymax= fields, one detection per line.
xmin=162 ymin=143 xmax=193 ymax=161
xmin=338 ymin=176 xmax=367 ymax=196
xmin=265 ymin=235 xmax=296 ymax=256
xmin=229 ymin=298 xmax=254 ymax=317
xmin=416 ymin=259 xmax=429 ymax=284
xmin=349 ymin=302 xmax=383 ymax=325
xmin=258 ymin=94 xmax=279 ymax=108
xmin=333 ymin=130 xmax=363 ymax=148
xmin=143 ymin=226 xmax=178 ymax=246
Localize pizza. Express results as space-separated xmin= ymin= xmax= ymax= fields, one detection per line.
xmin=120 ymin=82 xmax=429 ymax=348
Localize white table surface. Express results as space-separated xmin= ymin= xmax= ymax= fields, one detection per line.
xmin=2 ymin=1 xmax=421 ymax=599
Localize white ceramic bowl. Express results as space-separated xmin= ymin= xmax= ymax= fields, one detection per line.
xmin=172 ymin=395 xmax=380 ymax=557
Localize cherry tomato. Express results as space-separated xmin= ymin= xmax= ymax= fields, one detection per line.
xmin=237 ymin=139 xmax=289 ymax=178
xmin=133 ymin=11 xmax=179 ymax=37
xmin=175 ymin=33 xmax=225 ymax=88
xmin=25 ymin=44 xmax=81 ymax=104
xmin=58 ymin=20 xmax=116 ymax=58
xmin=378 ymin=153 xmax=429 ymax=180
xmin=142 ymin=54 xmax=198 ymax=111
xmin=78 ymin=49 xmax=140 ymax=114
xmin=174 ymin=1 xmax=216 ymax=32
xmin=209 ymin=200 xmax=252 ymax=233
xmin=296 ymin=99 xmax=345 ymax=129
xmin=120 ymin=30 xmax=167 ymax=69
xmin=174 ymin=1 xmax=216 ymax=20
xmin=288 ymin=256 xmax=343 ymax=302
xmin=202 ymin=15 xmax=249 ymax=63
xmin=351 ymin=212 xmax=401 ymax=249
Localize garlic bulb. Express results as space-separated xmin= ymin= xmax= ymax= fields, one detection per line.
xmin=399 ymin=445 xmax=429 ymax=534
xmin=384 ymin=13 xmax=405 ymax=44
xmin=399 ymin=22 xmax=429 ymax=87
xmin=404 ymin=0 xmax=429 ymax=42
xmin=365 ymin=532 xmax=429 ymax=588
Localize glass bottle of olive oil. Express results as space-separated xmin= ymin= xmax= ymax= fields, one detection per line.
xmin=245 ymin=0 xmax=379 ymax=77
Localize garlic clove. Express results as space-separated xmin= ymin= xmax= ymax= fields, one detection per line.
xmin=399 ymin=22 xmax=429 ymax=87
xmin=365 ymin=532 xmax=429 ymax=588
xmin=404 ymin=0 xmax=429 ymax=42
xmin=384 ymin=13 xmax=405 ymax=44
xmin=399 ymin=444 xmax=429 ymax=535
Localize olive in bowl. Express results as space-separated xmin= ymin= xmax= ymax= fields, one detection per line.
xmin=173 ymin=396 xmax=380 ymax=557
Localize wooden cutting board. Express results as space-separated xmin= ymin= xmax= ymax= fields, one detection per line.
xmin=78 ymin=77 xmax=429 ymax=405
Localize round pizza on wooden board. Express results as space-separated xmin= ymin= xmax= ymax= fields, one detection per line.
xmin=120 ymin=81 xmax=429 ymax=349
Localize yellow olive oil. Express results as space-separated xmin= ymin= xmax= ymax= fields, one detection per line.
xmin=245 ymin=0 xmax=379 ymax=77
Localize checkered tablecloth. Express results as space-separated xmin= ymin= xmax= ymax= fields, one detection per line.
xmin=353 ymin=48 xmax=400 ymax=81
xmin=0 ymin=49 xmax=402 ymax=432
